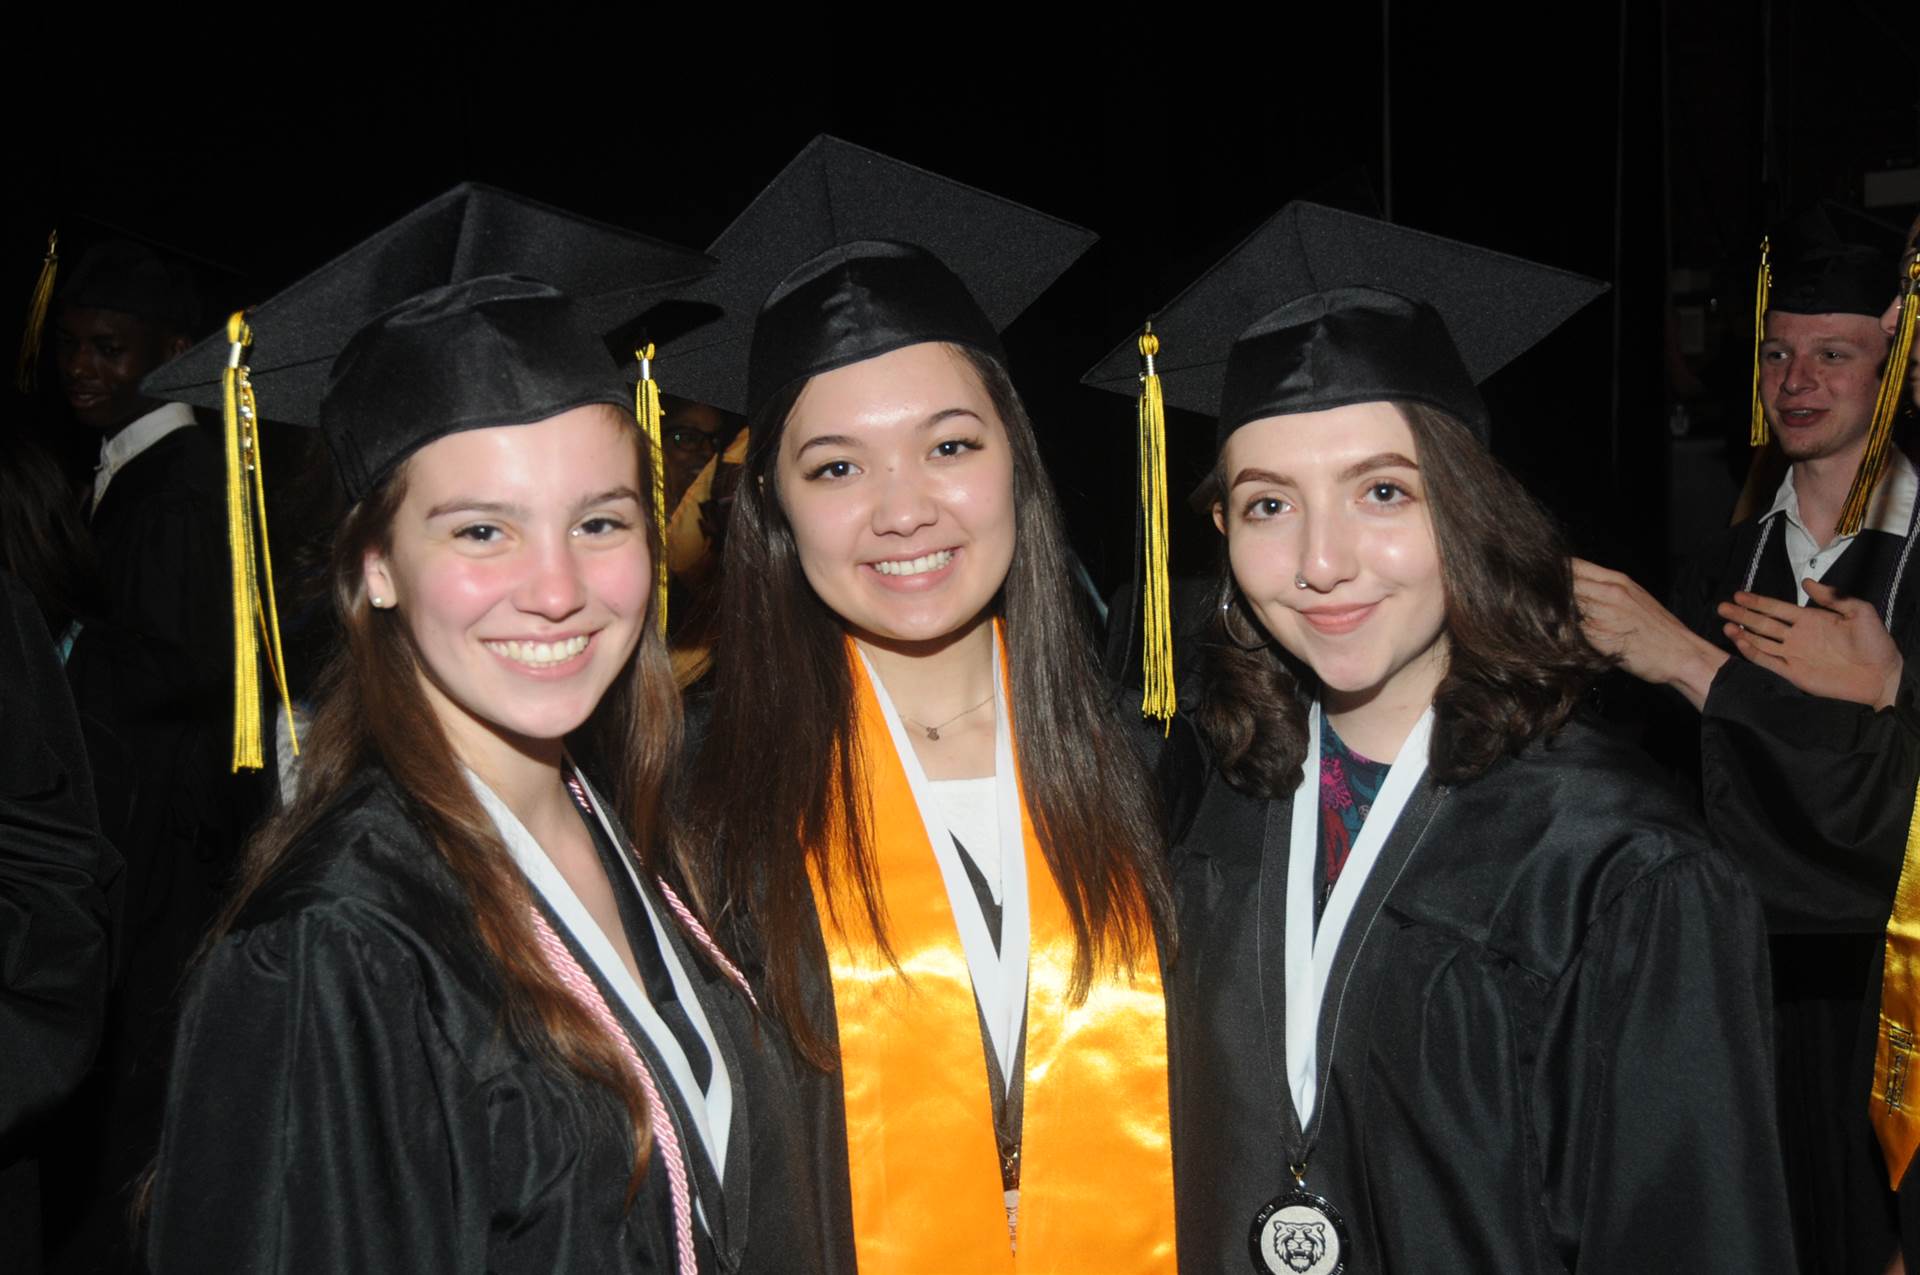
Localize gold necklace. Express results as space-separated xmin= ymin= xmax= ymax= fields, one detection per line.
xmin=901 ymin=692 xmax=994 ymax=741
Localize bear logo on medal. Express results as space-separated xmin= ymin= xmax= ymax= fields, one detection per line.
xmin=1251 ymin=1191 xmax=1346 ymax=1275
xmin=1273 ymin=1220 xmax=1327 ymax=1272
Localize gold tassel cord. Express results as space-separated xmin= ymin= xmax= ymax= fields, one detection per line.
xmin=221 ymin=311 xmax=299 ymax=771
xmin=16 ymin=230 xmax=59 ymax=393
xmin=635 ymin=344 xmax=669 ymax=637
xmin=223 ymin=313 xmax=263 ymax=770
xmin=1837 ymin=255 xmax=1920 ymax=537
xmin=1749 ymin=235 xmax=1772 ymax=447
xmin=247 ymin=395 xmax=300 ymax=761
xmin=1137 ymin=326 xmax=1175 ymax=729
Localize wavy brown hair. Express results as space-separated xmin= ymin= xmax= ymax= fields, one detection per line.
xmin=689 ymin=344 xmax=1174 ymax=1067
xmin=199 ymin=406 xmax=684 ymax=1197
xmin=1193 ymin=400 xmax=1609 ymax=797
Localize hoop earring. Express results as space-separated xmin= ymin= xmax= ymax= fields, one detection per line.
xmin=1218 ymin=591 xmax=1269 ymax=652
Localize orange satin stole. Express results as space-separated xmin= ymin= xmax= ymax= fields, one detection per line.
xmin=807 ymin=647 xmax=1177 ymax=1272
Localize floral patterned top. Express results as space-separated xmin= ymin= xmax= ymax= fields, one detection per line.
xmin=1316 ymin=716 xmax=1389 ymax=928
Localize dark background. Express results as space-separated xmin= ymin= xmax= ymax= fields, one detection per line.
xmin=8 ymin=4 xmax=1917 ymax=600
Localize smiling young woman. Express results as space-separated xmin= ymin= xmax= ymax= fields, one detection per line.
xmin=137 ymin=187 xmax=831 ymax=1275
xmin=675 ymin=138 xmax=1177 ymax=1273
xmin=1086 ymin=202 xmax=1794 ymax=1274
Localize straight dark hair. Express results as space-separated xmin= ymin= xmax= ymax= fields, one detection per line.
xmin=193 ymin=406 xmax=684 ymax=1197
xmin=689 ymin=343 xmax=1174 ymax=1067
xmin=1193 ymin=400 xmax=1610 ymax=797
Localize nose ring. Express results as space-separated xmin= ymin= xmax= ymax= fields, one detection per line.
xmin=1294 ymin=574 xmax=1309 ymax=590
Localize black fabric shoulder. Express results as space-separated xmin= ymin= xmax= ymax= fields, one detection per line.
xmin=1398 ymin=711 xmax=1737 ymax=980
xmin=230 ymin=770 xmax=481 ymax=964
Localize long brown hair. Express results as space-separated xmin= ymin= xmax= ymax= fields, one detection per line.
xmin=203 ymin=406 xmax=685 ymax=1195
xmin=689 ymin=344 xmax=1174 ymax=1066
xmin=1194 ymin=400 xmax=1609 ymax=796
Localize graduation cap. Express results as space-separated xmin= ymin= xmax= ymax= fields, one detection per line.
xmin=1082 ymin=201 xmax=1607 ymax=446
xmin=145 ymin=182 xmax=713 ymax=497
xmin=1081 ymin=202 xmax=1605 ymax=723
xmin=662 ymin=134 xmax=1097 ymax=419
xmin=1772 ymin=201 xmax=1908 ymax=317
xmin=139 ymin=182 xmax=714 ymax=772
xmin=1744 ymin=202 xmax=1914 ymax=534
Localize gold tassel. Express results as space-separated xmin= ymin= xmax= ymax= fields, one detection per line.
xmin=635 ymin=344 xmax=669 ymax=636
xmin=221 ymin=311 xmax=299 ymax=771
xmin=16 ymin=230 xmax=58 ymax=393
xmin=1137 ymin=325 xmax=1175 ymax=729
xmin=1749 ymin=235 xmax=1772 ymax=446
xmin=1837 ymin=254 xmax=1920 ymax=537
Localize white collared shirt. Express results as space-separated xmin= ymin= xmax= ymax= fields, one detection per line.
xmin=1765 ymin=450 xmax=1919 ymax=605
xmin=92 ymin=401 xmax=196 ymax=512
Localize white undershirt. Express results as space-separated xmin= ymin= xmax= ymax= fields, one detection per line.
xmin=93 ymin=401 xmax=195 ymax=511
xmin=928 ymin=776 xmax=1001 ymax=903
xmin=1765 ymin=450 xmax=1918 ymax=605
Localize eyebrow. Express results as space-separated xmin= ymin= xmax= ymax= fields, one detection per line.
xmin=1228 ymin=452 xmax=1420 ymax=489
xmin=1339 ymin=452 xmax=1420 ymax=480
xmin=1761 ymin=336 xmax=1874 ymax=352
xmin=423 ymin=487 xmax=641 ymax=520
xmin=792 ymin=408 xmax=985 ymax=458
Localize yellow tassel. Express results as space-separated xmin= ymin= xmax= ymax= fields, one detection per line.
xmin=221 ymin=311 xmax=299 ymax=772
xmin=1838 ymin=255 xmax=1920 ymax=537
xmin=1749 ymin=236 xmax=1772 ymax=447
xmin=635 ymin=344 xmax=669 ymax=637
xmin=16 ymin=230 xmax=58 ymax=393
xmin=1137 ymin=326 xmax=1175 ymax=729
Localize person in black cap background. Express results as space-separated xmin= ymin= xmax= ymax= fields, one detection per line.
xmin=0 ymin=568 xmax=122 ymax=1275
xmin=1085 ymin=201 xmax=1791 ymax=1272
xmin=136 ymin=184 xmax=831 ymax=1275
xmin=1576 ymin=210 xmax=1916 ymax=1273
xmin=37 ymin=238 xmax=265 ymax=1274
xmin=678 ymin=136 xmax=1178 ymax=1271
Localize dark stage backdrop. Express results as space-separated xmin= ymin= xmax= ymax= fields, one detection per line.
xmin=8 ymin=8 xmax=1915 ymax=603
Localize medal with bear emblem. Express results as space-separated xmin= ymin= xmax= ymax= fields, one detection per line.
xmin=1250 ymin=1180 xmax=1347 ymax=1275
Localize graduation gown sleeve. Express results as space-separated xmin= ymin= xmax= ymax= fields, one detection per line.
xmin=1698 ymin=657 xmax=1920 ymax=930
xmin=147 ymin=907 xmax=476 ymax=1274
xmin=1534 ymin=847 xmax=1787 ymax=1269
xmin=0 ymin=573 xmax=120 ymax=1138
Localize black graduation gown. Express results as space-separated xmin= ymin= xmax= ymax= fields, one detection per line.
xmin=1164 ymin=714 xmax=1794 ymax=1273
xmin=146 ymin=766 xmax=831 ymax=1275
xmin=0 ymin=573 xmax=121 ymax=1273
xmin=52 ymin=419 xmax=270 ymax=1270
xmin=1674 ymin=512 xmax=1920 ymax=1271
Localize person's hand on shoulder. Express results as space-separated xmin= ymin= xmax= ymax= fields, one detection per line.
xmin=1573 ymin=558 xmax=1730 ymax=710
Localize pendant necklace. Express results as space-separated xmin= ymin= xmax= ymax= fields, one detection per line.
xmin=1247 ymin=703 xmax=1437 ymax=1275
xmin=901 ymin=691 xmax=994 ymax=741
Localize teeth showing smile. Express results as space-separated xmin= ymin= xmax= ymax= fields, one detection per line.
xmin=872 ymin=550 xmax=954 ymax=577
xmin=485 ymin=635 xmax=589 ymax=667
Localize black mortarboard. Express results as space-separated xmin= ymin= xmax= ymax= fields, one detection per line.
xmin=1769 ymin=201 xmax=1905 ymax=318
xmin=57 ymin=237 xmax=203 ymax=334
xmin=1081 ymin=201 xmax=1607 ymax=447
xmin=143 ymin=182 xmax=713 ymax=499
xmin=663 ymin=135 xmax=1097 ymax=418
